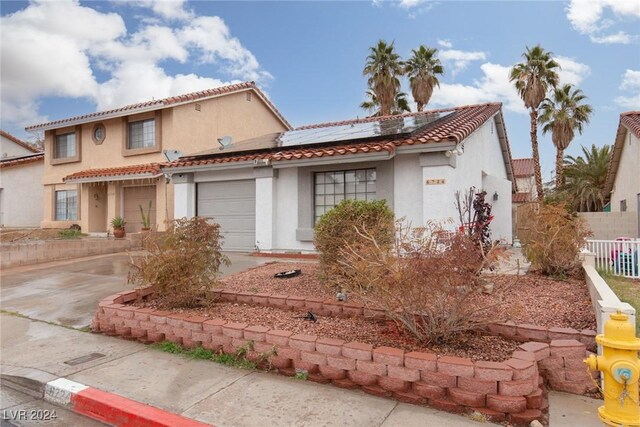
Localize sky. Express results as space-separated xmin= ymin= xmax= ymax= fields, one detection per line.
xmin=1 ymin=0 xmax=639 ymax=180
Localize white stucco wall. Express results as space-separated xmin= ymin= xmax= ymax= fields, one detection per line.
xmin=273 ymin=167 xmax=311 ymax=252
xmin=610 ymin=131 xmax=640 ymax=215
xmin=1 ymin=135 xmax=35 ymax=158
xmin=0 ymin=161 xmax=44 ymax=227
xmin=393 ymin=154 xmax=423 ymax=227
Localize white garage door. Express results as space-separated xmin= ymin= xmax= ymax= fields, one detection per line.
xmin=123 ymin=185 xmax=156 ymax=233
xmin=197 ymin=180 xmax=255 ymax=251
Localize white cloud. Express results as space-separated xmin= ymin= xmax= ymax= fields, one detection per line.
xmin=398 ymin=0 xmax=428 ymax=9
xmin=439 ymin=49 xmax=487 ymax=77
xmin=430 ymin=63 xmax=526 ymax=114
xmin=590 ymin=31 xmax=632 ymax=44
xmin=0 ymin=0 xmax=272 ymax=128
xmin=135 ymin=0 xmax=193 ymax=21
xmin=437 ymin=39 xmax=453 ymax=49
xmin=615 ymin=69 xmax=640 ymax=109
xmin=555 ymin=56 xmax=591 ymax=86
xmin=566 ymin=0 xmax=639 ymax=44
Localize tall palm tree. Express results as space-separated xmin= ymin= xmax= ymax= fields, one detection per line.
xmin=563 ymin=144 xmax=611 ymax=212
xmin=510 ymin=45 xmax=560 ymax=199
xmin=539 ymin=84 xmax=593 ymax=189
xmin=360 ymin=90 xmax=410 ymax=117
xmin=363 ymin=40 xmax=404 ymax=117
xmin=404 ymin=46 xmax=444 ymax=112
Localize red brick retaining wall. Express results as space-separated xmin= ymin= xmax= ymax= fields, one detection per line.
xmin=93 ymin=288 xmax=599 ymax=427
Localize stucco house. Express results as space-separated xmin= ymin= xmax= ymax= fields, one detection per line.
xmin=24 ymin=82 xmax=291 ymax=233
xmin=0 ymin=130 xmax=44 ymax=227
xmin=164 ymin=103 xmax=515 ymax=252
xmin=603 ymin=111 xmax=640 ymax=237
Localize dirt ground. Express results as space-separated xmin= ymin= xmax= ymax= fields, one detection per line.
xmin=0 ymin=228 xmax=79 ymax=243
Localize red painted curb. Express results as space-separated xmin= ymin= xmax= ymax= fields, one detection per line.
xmin=71 ymin=387 xmax=211 ymax=427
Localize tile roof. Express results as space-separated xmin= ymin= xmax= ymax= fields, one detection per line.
xmin=63 ymin=163 xmax=165 ymax=182
xmin=512 ymin=192 xmax=532 ymax=203
xmin=604 ymin=111 xmax=640 ymax=196
xmin=512 ymin=158 xmax=534 ymax=177
xmin=166 ymin=103 xmax=504 ymax=169
xmin=0 ymin=153 xmax=44 ymax=168
xmin=26 ymin=82 xmax=291 ymax=131
xmin=0 ymin=130 xmax=41 ymax=153
xmin=620 ymin=111 xmax=640 ymax=139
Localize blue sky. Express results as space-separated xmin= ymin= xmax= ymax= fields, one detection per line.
xmin=1 ymin=0 xmax=639 ymax=180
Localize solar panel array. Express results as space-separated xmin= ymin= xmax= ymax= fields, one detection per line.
xmin=278 ymin=112 xmax=449 ymax=148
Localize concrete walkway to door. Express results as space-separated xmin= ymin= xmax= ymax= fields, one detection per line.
xmin=0 ymin=251 xmax=282 ymax=329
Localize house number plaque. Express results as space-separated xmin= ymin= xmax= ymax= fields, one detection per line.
xmin=425 ymin=179 xmax=446 ymax=185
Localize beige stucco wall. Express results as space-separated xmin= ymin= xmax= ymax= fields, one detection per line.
xmin=610 ymin=131 xmax=639 ymax=214
xmin=579 ymin=211 xmax=638 ymax=239
xmin=1 ymin=135 xmax=34 ymax=158
xmin=0 ymin=160 xmax=44 ymax=227
xmin=41 ymin=90 xmax=288 ymax=229
xmin=515 ymin=175 xmax=535 ymax=197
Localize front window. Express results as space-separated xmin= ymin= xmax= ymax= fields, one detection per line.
xmin=128 ymin=119 xmax=155 ymax=149
xmin=54 ymin=133 xmax=76 ymax=158
xmin=314 ymin=168 xmax=376 ymax=222
xmin=55 ymin=190 xmax=77 ymax=221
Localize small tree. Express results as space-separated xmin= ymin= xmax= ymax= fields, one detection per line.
xmin=520 ymin=202 xmax=591 ymax=278
xmin=339 ymin=221 xmax=506 ymax=344
xmin=314 ymin=199 xmax=394 ymax=289
xmin=128 ymin=217 xmax=230 ymax=308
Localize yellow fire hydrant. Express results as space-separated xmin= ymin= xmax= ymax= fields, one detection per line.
xmin=584 ymin=312 xmax=640 ymax=426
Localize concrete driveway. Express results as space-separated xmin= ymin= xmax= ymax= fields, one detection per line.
xmin=0 ymin=252 xmax=280 ymax=329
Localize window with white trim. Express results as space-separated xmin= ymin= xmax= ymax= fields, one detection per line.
xmin=55 ymin=190 xmax=77 ymax=221
xmin=54 ymin=133 xmax=76 ymax=158
xmin=314 ymin=168 xmax=376 ymax=222
xmin=127 ymin=119 xmax=155 ymax=149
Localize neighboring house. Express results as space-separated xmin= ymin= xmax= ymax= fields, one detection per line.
xmin=24 ymin=82 xmax=291 ymax=233
xmin=0 ymin=130 xmax=44 ymax=227
xmin=164 ymin=103 xmax=516 ymax=252
xmin=511 ymin=157 xmax=534 ymax=239
xmin=603 ymin=111 xmax=640 ymax=237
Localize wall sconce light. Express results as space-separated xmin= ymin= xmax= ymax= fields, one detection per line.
xmin=93 ymin=194 xmax=99 ymax=201
xmin=493 ymin=191 xmax=499 ymax=201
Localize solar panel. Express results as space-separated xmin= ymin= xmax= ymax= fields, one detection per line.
xmin=278 ymin=112 xmax=448 ymax=148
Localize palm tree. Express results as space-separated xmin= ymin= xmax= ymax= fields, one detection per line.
xmin=510 ymin=45 xmax=560 ymax=199
xmin=363 ymin=40 xmax=404 ymax=117
xmin=563 ymin=144 xmax=611 ymax=212
xmin=539 ymin=84 xmax=593 ymax=189
xmin=360 ymin=90 xmax=411 ymax=117
xmin=404 ymin=46 xmax=444 ymax=112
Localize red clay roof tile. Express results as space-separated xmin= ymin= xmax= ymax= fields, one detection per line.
xmin=0 ymin=153 xmax=44 ymax=169
xmin=165 ymin=103 xmax=503 ymax=169
xmin=620 ymin=111 xmax=640 ymax=139
xmin=63 ymin=163 xmax=165 ymax=182
xmin=512 ymin=158 xmax=534 ymax=177
xmin=26 ymin=82 xmax=291 ymax=131
xmin=512 ymin=192 xmax=532 ymax=203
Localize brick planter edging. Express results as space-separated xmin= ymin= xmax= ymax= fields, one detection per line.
xmin=92 ymin=289 xmax=599 ymax=426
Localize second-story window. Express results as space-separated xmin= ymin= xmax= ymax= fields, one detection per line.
xmin=128 ymin=119 xmax=155 ymax=149
xmin=54 ymin=132 xmax=76 ymax=158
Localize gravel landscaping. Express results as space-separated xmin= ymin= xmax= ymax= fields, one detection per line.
xmin=136 ymin=260 xmax=596 ymax=362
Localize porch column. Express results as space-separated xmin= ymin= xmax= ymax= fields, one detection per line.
xmin=106 ymin=182 xmax=121 ymax=231
xmin=255 ymin=168 xmax=277 ymax=252
xmin=79 ymin=183 xmax=90 ymax=232
xmin=173 ymin=173 xmax=195 ymax=220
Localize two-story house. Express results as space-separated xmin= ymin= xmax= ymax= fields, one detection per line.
xmin=25 ymin=82 xmax=291 ymax=233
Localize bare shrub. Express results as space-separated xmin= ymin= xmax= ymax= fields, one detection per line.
xmin=339 ymin=221 xmax=508 ymax=344
xmin=520 ymin=202 xmax=592 ymax=278
xmin=128 ymin=217 xmax=230 ymax=308
xmin=314 ymin=199 xmax=394 ymax=289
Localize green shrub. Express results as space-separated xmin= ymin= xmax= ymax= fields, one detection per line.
xmin=314 ymin=199 xmax=394 ymax=289
xmin=58 ymin=229 xmax=83 ymax=239
xmin=128 ymin=217 xmax=230 ymax=308
xmin=520 ymin=202 xmax=592 ymax=278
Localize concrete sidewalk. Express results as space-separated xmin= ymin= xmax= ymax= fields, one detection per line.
xmin=0 ymin=314 xmax=603 ymax=427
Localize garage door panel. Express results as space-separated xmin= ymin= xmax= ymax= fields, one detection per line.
xmin=197 ymin=180 xmax=255 ymax=251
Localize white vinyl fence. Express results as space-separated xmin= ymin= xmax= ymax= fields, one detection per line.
xmin=586 ymin=239 xmax=640 ymax=279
